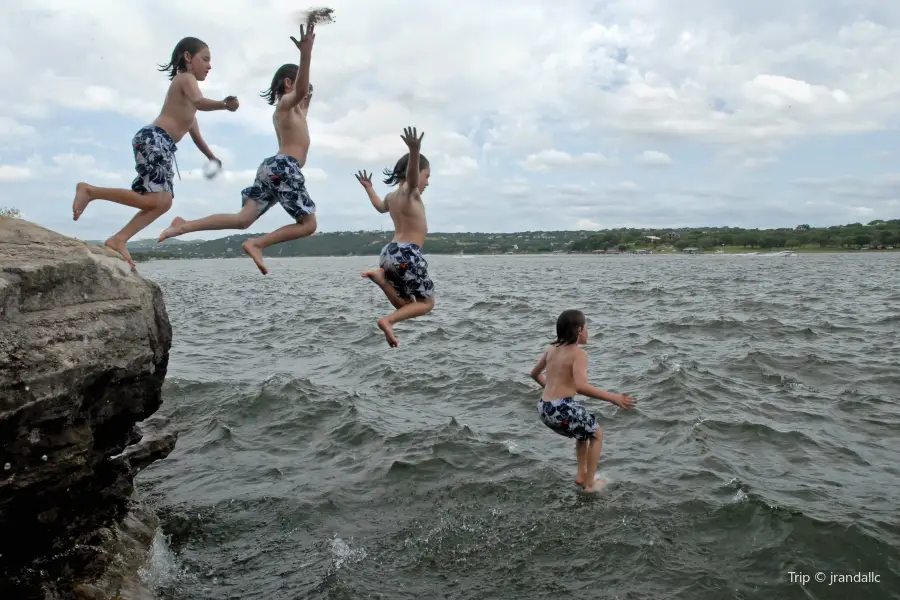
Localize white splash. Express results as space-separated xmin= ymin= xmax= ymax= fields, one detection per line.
xmin=138 ymin=528 xmax=185 ymax=591
xmin=328 ymin=535 xmax=367 ymax=571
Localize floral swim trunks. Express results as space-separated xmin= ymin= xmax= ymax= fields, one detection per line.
xmin=537 ymin=397 xmax=598 ymax=441
xmin=130 ymin=124 xmax=178 ymax=196
xmin=378 ymin=242 xmax=435 ymax=301
xmin=241 ymin=154 xmax=316 ymax=220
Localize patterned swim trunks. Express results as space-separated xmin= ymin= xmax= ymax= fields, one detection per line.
xmin=241 ymin=154 xmax=315 ymax=220
xmin=537 ymin=397 xmax=598 ymax=441
xmin=131 ymin=125 xmax=178 ymax=196
xmin=378 ymin=242 xmax=435 ymax=301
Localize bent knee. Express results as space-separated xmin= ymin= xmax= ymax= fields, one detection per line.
xmin=237 ymin=214 xmax=256 ymax=229
xmin=422 ymin=296 xmax=436 ymax=310
xmin=149 ymin=192 xmax=173 ymax=213
xmin=299 ymin=213 xmax=317 ymax=231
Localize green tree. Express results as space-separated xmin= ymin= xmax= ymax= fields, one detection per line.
xmin=854 ymin=233 xmax=873 ymax=247
xmin=737 ymin=233 xmax=758 ymax=247
xmin=698 ymin=236 xmax=717 ymax=249
xmin=0 ymin=207 xmax=21 ymax=218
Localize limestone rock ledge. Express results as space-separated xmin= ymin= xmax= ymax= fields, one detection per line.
xmin=0 ymin=218 xmax=177 ymax=599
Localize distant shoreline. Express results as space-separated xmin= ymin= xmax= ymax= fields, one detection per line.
xmin=81 ymin=219 xmax=897 ymax=262
xmin=132 ymin=246 xmax=899 ymax=262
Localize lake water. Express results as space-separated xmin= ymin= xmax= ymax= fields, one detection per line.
xmin=135 ymin=252 xmax=900 ymax=600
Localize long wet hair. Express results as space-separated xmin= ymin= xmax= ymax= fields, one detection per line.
xmin=260 ymin=64 xmax=311 ymax=105
xmin=382 ymin=152 xmax=430 ymax=186
xmin=158 ymin=37 xmax=208 ymax=80
xmin=552 ymin=309 xmax=586 ymax=346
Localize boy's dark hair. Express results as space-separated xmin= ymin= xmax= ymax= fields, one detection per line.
xmin=158 ymin=37 xmax=208 ymax=80
xmin=552 ymin=309 xmax=586 ymax=346
xmin=260 ymin=64 xmax=310 ymax=105
xmin=382 ymin=152 xmax=430 ymax=186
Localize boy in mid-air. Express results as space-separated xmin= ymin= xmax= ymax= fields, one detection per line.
xmin=72 ymin=36 xmax=239 ymax=268
xmin=356 ymin=126 xmax=433 ymax=347
xmin=530 ymin=309 xmax=636 ymax=493
xmin=157 ymin=24 xmax=318 ymax=275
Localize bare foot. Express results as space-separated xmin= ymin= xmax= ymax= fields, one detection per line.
xmin=362 ymin=268 xmax=386 ymax=287
xmin=377 ymin=316 xmax=398 ymax=347
xmin=73 ymin=183 xmax=92 ymax=221
xmin=582 ymin=479 xmax=607 ymax=494
xmin=575 ymin=468 xmax=589 ymax=487
xmin=105 ymin=237 xmax=136 ymax=269
xmin=158 ymin=217 xmax=186 ymax=243
xmin=242 ymin=240 xmax=268 ymax=275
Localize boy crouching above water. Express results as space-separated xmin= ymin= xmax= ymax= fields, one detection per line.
xmin=356 ymin=126 xmax=434 ymax=348
xmin=530 ymin=309 xmax=636 ymax=492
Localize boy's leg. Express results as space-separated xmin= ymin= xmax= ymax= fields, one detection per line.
xmin=376 ymin=296 xmax=435 ymax=348
xmin=158 ymin=201 xmax=259 ymax=243
xmin=75 ymin=124 xmax=176 ymax=221
xmin=362 ymin=268 xmax=407 ymax=309
xmin=104 ymin=191 xmax=173 ymax=268
xmin=73 ymin=183 xmax=160 ymax=219
xmin=575 ymin=440 xmax=589 ymax=486
xmin=242 ymin=214 xmax=317 ymax=275
xmin=238 ymin=158 xmax=318 ymax=275
xmin=583 ymin=429 xmax=604 ymax=493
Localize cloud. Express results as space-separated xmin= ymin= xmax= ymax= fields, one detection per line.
xmin=794 ymin=173 xmax=900 ymax=200
xmin=635 ymin=150 xmax=673 ymax=166
xmin=522 ymin=150 xmax=611 ymax=171
xmin=0 ymin=164 xmax=33 ymax=182
xmin=1 ymin=0 xmax=900 ymax=241
xmin=0 ymin=117 xmax=37 ymax=140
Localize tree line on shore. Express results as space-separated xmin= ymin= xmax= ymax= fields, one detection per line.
xmin=569 ymin=220 xmax=900 ymax=252
xmin=2 ymin=207 xmax=897 ymax=257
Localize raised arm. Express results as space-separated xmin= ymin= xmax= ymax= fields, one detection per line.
xmin=188 ymin=117 xmax=217 ymax=162
xmin=299 ymin=84 xmax=314 ymax=111
xmin=283 ymin=25 xmax=315 ymax=111
xmin=573 ymin=350 xmax=636 ymax=409
xmin=179 ymin=73 xmax=236 ymax=112
xmin=355 ymin=170 xmax=387 ymax=212
xmin=400 ymin=126 xmax=424 ymax=191
xmin=530 ymin=351 xmax=548 ymax=387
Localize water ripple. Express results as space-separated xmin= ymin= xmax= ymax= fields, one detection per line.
xmin=134 ymin=253 xmax=900 ymax=599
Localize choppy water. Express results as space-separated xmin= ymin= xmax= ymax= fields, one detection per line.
xmin=135 ymin=252 xmax=900 ymax=600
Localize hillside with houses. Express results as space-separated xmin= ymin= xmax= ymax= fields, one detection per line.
xmin=81 ymin=219 xmax=900 ymax=262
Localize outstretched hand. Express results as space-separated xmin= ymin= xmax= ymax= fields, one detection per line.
xmin=290 ymin=23 xmax=316 ymax=53
xmin=224 ymin=96 xmax=239 ymax=112
xmin=615 ymin=394 xmax=637 ymax=410
xmin=400 ymin=126 xmax=424 ymax=151
xmin=355 ymin=169 xmax=373 ymax=188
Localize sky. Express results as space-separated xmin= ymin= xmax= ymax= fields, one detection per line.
xmin=1 ymin=0 xmax=900 ymax=242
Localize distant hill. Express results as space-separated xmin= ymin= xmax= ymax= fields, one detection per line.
xmin=86 ymin=238 xmax=190 ymax=250
xmin=80 ymin=219 xmax=900 ymax=260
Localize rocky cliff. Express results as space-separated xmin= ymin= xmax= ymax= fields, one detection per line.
xmin=0 ymin=217 xmax=177 ymax=599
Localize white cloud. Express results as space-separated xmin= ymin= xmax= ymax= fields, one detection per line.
xmin=0 ymin=117 xmax=37 ymax=140
xmin=0 ymin=165 xmax=33 ymax=182
xmin=607 ymin=181 xmax=640 ymax=193
xmin=635 ymin=150 xmax=673 ymax=166
xmin=576 ymin=218 xmax=602 ymax=229
xmin=794 ymin=173 xmax=900 ymax=200
xmin=522 ymin=150 xmax=610 ymax=171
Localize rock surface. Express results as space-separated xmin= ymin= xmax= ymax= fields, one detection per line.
xmin=0 ymin=217 xmax=177 ymax=599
